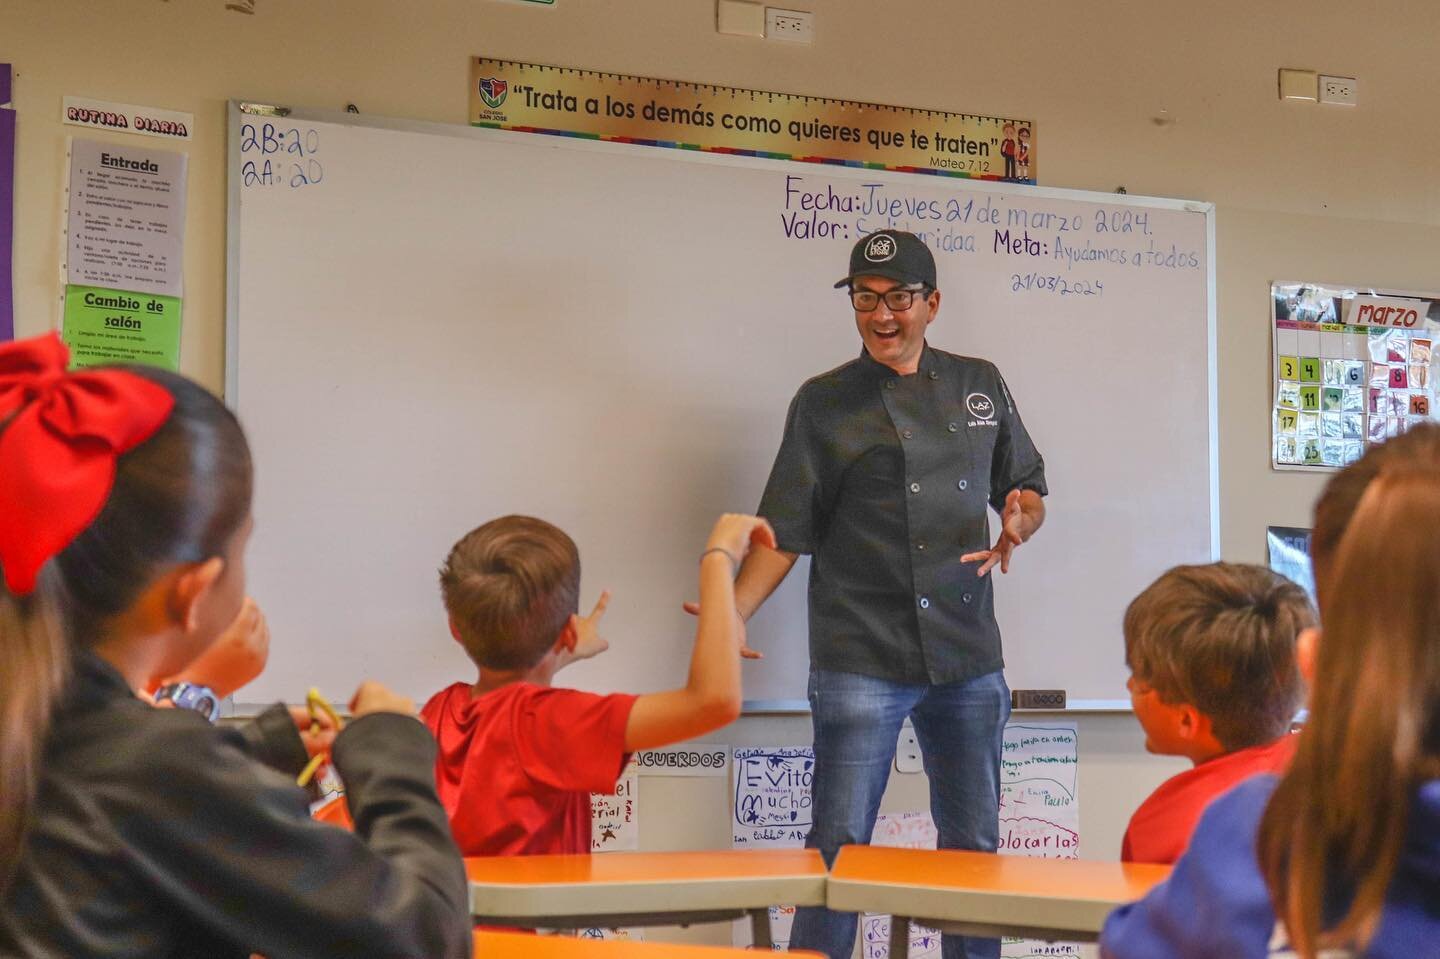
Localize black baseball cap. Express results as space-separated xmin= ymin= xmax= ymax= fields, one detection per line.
xmin=834 ymin=230 xmax=937 ymax=289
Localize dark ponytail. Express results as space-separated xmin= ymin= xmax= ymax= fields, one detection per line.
xmin=0 ymin=366 xmax=251 ymax=886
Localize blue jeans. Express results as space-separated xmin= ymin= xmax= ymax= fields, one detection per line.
xmin=790 ymin=668 xmax=1010 ymax=959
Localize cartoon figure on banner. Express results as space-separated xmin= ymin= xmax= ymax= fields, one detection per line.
xmin=1016 ymin=127 xmax=1031 ymax=180
xmin=1001 ymin=122 xmax=1017 ymax=179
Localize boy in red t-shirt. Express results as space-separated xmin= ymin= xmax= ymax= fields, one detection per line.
xmin=1120 ymin=562 xmax=1315 ymax=865
xmin=421 ymin=513 xmax=773 ymax=857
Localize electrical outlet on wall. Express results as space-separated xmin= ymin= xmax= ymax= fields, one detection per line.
xmin=1319 ymin=75 xmax=1357 ymax=106
xmin=895 ymin=725 xmax=922 ymax=774
xmin=765 ymin=7 xmax=814 ymax=43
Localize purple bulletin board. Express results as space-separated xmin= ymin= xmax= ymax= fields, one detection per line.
xmin=1 ymin=64 xmax=14 ymax=340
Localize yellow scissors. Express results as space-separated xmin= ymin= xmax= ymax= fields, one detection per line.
xmin=296 ymin=687 xmax=343 ymax=788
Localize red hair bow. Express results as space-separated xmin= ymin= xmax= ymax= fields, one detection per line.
xmin=0 ymin=333 xmax=175 ymax=595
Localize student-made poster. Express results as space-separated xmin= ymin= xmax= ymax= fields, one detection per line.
xmin=860 ymin=813 xmax=942 ymax=959
xmin=585 ymin=759 xmax=642 ymax=941
xmin=857 ymin=727 xmax=1081 ymax=959
xmin=732 ymin=745 xmax=814 ymax=950
xmin=998 ymin=723 xmax=1081 ymax=959
xmin=732 ymin=727 xmax=1079 ymax=954
xmin=732 ymin=746 xmax=814 ymax=850
xmin=1272 ymin=282 xmax=1440 ymax=471
xmin=591 ymin=758 xmax=638 ymax=852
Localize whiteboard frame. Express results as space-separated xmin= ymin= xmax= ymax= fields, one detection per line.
xmin=224 ymin=101 xmax=1219 ymax=714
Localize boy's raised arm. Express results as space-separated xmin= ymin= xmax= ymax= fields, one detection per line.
xmin=624 ymin=514 xmax=775 ymax=752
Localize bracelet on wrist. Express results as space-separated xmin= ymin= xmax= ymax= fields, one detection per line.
xmin=700 ymin=546 xmax=738 ymax=570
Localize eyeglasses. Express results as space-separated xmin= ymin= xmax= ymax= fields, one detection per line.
xmin=848 ymin=286 xmax=929 ymax=312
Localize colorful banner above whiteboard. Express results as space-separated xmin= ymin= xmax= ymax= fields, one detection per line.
xmin=1272 ymin=282 xmax=1440 ymax=471
xmin=469 ymin=57 xmax=1035 ymax=183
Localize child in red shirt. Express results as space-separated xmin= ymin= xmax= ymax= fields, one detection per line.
xmin=1120 ymin=562 xmax=1315 ymax=864
xmin=422 ymin=513 xmax=773 ymax=857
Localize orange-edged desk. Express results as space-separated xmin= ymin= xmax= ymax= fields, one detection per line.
xmin=827 ymin=846 xmax=1171 ymax=956
xmin=466 ymin=849 xmax=827 ymax=949
xmin=474 ymin=930 xmax=823 ymax=957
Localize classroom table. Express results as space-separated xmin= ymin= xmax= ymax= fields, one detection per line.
xmin=826 ymin=845 xmax=1171 ymax=957
xmin=474 ymin=929 xmax=824 ymax=956
xmin=466 ymin=849 xmax=828 ymax=949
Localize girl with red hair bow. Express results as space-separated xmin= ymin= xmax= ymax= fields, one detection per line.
xmin=0 ymin=333 xmax=471 ymax=959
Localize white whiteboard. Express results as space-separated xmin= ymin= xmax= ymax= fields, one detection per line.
xmin=226 ymin=103 xmax=1216 ymax=709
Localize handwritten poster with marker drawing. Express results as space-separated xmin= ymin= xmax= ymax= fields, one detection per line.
xmin=999 ymin=723 xmax=1079 ymax=858
xmin=732 ymin=746 xmax=814 ymax=950
xmin=590 ymin=757 xmax=638 ymax=852
xmin=732 ymin=746 xmax=814 ymax=849
xmin=584 ymin=759 xmax=642 ymax=941
xmin=860 ymin=813 xmax=942 ymax=959
xmin=731 ymin=729 xmax=1079 ymax=954
xmin=856 ymin=728 xmax=1081 ymax=959
xmin=999 ymin=723 xmax=1081 ymax=959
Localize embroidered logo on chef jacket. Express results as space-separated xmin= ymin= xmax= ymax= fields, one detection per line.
xmin=966 ymin=392 xmax=998 ymax=427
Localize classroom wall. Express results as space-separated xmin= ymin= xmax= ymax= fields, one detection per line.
xmin=12 ymin=0 xmax=1440 ymax=557
xmin=7 ymin=0 xmax=1436 ymax=941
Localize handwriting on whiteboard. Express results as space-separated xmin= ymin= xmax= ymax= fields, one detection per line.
xmin=239 ymin=122 xmax=324 ymax=189
xmin=778 ymin=175 xmax=1201 ymax=296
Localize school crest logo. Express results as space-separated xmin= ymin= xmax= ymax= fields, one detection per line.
xmin=864 ymin=234 xmax=897 ymax=262
xmin=966 ymin=392 xmax=996 ymax=420
xmin=478 ymin=77 xmax=508 ymax=110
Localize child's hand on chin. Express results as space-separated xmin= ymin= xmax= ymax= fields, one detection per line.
xmin=349 ymin=681 xmax=415 ymax=718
